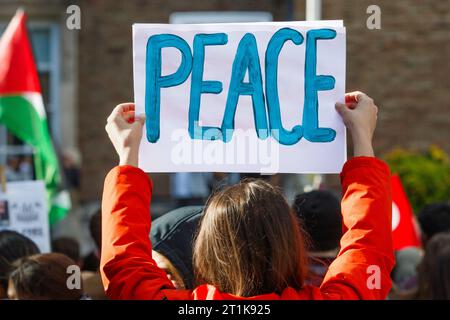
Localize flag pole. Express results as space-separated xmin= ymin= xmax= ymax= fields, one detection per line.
xmin=16 ymin=6 xmax=25 ymax=15
xmin=306 ymin=0 xmax=323 ymax=190
xmin=306 ymin=0 xmax=322 ymax=20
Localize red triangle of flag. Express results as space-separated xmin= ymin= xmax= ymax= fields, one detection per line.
xmin=0 ymin=10 xmax=41 ymax=94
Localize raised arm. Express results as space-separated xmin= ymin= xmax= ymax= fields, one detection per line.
xmin=320 ymin=92 xmax=394 ymax=299
xmin=100 ymin=103 xmax=175 ymax=299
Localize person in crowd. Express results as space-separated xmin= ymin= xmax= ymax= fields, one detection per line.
xmin=6 ymin=156 xmax=23 ymax=181
xmin=418 ymin=203 xmax=450 ymax=246
xmin=414 ymin=232 xmax=450 ymax=299
xmin=83 ymin=209 xmax=101 ymax=272
xmin=388 ymin=248 xmax=422 ymax=299
xmin=81 ymin=270 xmax=107 ymax=300
xmin=292 ymin=190 xmax=342 ymax=286
xmin=150 ymin=206 xmax=203 ymax=289
xmin=390 ymin=202 xmax=450 ymax=298
xmin=51 ymin=237 xmax=81 ymax=266
xmin=7 ymin=253 xmax=88 ymax=300
xmin=19 ymin=155 xmax=34 ymax=180
xmin=100 ymin=91 xmax=394 ymax=299
xmin=62 ymin=148 xmax=81 ymax=191
xmin=391 ymin=232 xmax=450 ymax=300
xmin=0 ymin=230 xmax=40 ymax=299
xmin=52 ymin=236 xmax=107 ymax=298
xmin=390 ymin=247 xmax=422 ymax=294
xmin=80 ymin=209 xmax=108 ymax=299
xmin=62 ymin=148 xmax=82 ymax=206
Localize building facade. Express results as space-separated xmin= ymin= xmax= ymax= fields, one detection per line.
xmin=0 ymin=0 xmax=449 ymax=203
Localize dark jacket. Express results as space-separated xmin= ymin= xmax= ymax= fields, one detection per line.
xmin=150 ymin=206 xmax=203 ymax=289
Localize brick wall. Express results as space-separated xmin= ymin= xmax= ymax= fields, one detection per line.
xmin=77 ymin=0 xmax=450 ymax=201
xmin=321 ymin=0 xmax=450 ymax=156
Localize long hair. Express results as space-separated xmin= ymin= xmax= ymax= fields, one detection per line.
xmin=193 ymin=179 xmax=308 ymax=297
xmin=417 ymin=232 xmax=450 ymax=299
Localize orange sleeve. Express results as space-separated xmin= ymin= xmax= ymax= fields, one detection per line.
xmin=320 ymin=157 xmax=395 ymax=300
xmin=100 ymin=165 xmax=179 ymax=300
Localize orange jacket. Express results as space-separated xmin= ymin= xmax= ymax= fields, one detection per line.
xmin=100 ymin=157 xmax=394 ymax=300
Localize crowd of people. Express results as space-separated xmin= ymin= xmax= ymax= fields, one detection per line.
xmin=0 ymin=91 xmax=449 ymax=300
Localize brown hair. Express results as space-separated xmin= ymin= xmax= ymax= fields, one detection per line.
xmin=193 ymin=179 xmax=308 ymax=297
xmin=9 ymin=253 xmax=83 ymax=300
xmin=416 ymin=232 xmax=450 ymax=299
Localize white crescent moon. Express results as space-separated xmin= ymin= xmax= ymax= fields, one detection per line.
xmin=392 ymin=202 xmax=400 ymax=231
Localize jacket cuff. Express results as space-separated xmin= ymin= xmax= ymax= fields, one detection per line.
xmin=340 ymin=156 xmax=390 ymax=178
xmin=105 ymin=165 xmax=152 ymax=192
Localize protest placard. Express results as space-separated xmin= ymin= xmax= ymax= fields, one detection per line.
xmin=133 ymin=21 xmax=346 ymax=173
xmin=0 ymin=180 xmax=50 ymax=252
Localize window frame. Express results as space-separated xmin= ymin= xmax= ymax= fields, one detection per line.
xmin=28 ymin=21 xmax=61 ymax=144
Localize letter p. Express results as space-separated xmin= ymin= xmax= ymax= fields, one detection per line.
xmin=145 ymin=34 xmax=193 ymax=142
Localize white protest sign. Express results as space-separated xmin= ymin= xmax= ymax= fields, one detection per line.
xmin=0 ymin=181 xmax=50 ymax=252
xmin=133 ymin=21 xmax=346 ymax=173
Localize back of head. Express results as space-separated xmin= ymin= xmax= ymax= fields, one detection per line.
xmin=418 ymin=203 xmax=450 ymax=243
xmin=51 ymin=237 xmax=80 ymax=264
xmin=417 ymin=232 xmax=450 ymax=299
xmin=293 ymin=190 xmax=342 ymax=253
xmin=151 ymin=206 xmax=203 ymax=289
xmin=9 ymin=253 xmax=83 ymax=300
xmin=0 ymin=230 xmax=40 ymax=294
xmin=392 ymin=247 xmax=422 ymax=289
xmin=193 ymin=179 xmax=307 ymax=297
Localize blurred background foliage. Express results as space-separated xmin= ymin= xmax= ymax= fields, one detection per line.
xmin=385 ymin=145 xmax=450 ymax=214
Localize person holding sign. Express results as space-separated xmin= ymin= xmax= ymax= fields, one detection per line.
xmin=100 ymin=91 xmax=394 ymax=299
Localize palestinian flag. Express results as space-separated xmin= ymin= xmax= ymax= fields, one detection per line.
xmin=0 ymin=10 xmax=70 ymax=225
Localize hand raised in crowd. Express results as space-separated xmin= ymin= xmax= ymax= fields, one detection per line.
xmin=335 ymin=91 xmax=378 ymax=157
xmin=105 ymin=103 xmax=145 ymax=167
